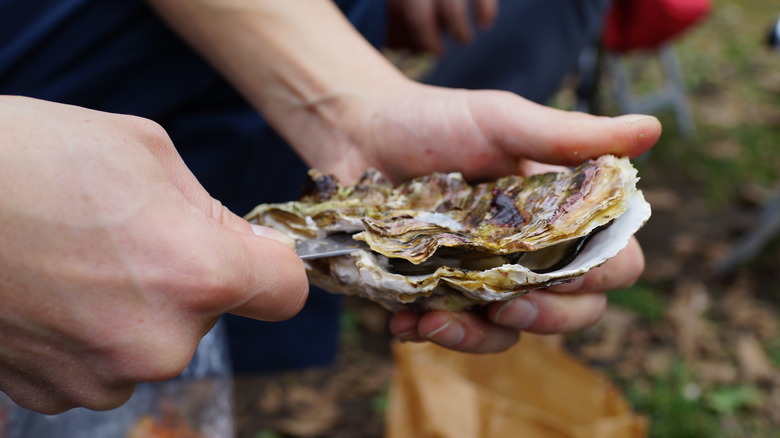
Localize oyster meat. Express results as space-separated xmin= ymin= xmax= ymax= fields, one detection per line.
xmin=245 ymin=155 xmax=651 ymax=311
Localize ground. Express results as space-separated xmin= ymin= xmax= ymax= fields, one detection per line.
xmin=233 ymin=1 xmax=780 ymax=437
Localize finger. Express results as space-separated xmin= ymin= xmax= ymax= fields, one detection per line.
xmin=404 ymin=0 xmax=443 ymax=54
xmin=417 ymin=310 xmax=520 ymax=353
xmin=133 ymin=194 xmax=308 ymax=323
xmin=516 ymin=160 xmax=569 ymax=177
xmin=250 ymin=224 xmax=295 ymax=247
xmin=207 ymin=227 xmax=310 ymax=321
xmin=485 ymin=296 xmax=538 ymax=329
xmin=509 ymin=292 xmax=607 ymax=334
xmin=474 ymin=0 xmax=498 ymax=29
xmin=437 ymin=0 xmax=473 ymax=44
xmin=469 ymin=91 xmax=662 ymax=166
xmin=389 ymin=311 xmax=426 ymax=342
xmin=547 ymin=237 xmax=644 ymax=293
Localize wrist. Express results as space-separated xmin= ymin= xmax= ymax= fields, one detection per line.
xmin=148 ymin=0 xmax=410 ymax=175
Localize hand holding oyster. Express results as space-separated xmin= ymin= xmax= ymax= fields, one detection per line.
xmin=246 ymin=155 xmax=650 ymax=311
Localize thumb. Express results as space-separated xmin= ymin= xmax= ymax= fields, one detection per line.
xmin=167 ymin=206 xmax=309 ymax=322
xmin=182 ymin=198 xmax=309 ymax=321
xmin=136 ymin=121 xmax=309 ymax=321
xmin=472 ymin=91 xmax=662 ymax=165
xmin=221 ymin=225 xmax=310 ymax=321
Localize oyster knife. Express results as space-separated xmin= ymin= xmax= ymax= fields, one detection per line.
xmin=295 ymin=233 xmax=369 ymax=260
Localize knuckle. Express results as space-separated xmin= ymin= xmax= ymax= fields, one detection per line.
xmin=114 ymin=339 xmax=195 ymax=383
xmin=189 ymin=259 xmax=230 ymax=295
xmin=70 ymin=382 xmax=136 ymax=412
xmin=2 ymin=375 xmax=135 ymax=414
xmin=122 ymin=114 xmax=175 ymax=151
xmin=96 ymin=322 xmax=198 ymax=384
xmin=170 ymin=253 xmax=238 ymax=311
xmin=145 ymin=336 xmax=200 ymax=380
xmin=3 ymin=386 xmax=71 ymax=415
xmin=20 ymin=399 xmax=73 ymax=416
xmin=579 ymin=294 xmax=608 ymax=329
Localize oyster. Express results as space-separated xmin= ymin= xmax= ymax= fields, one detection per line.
xmin=245 ymin=155 xmax=651 ymax=311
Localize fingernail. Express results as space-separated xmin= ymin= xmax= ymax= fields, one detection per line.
xmin=494 ymin=299 xmax=538 ymax=329
xmin=547 ymin=277 xmax=585 ymax=293
xmin=250 ymin=224 xmax=295 ymax=248
xmin=611 ymin=114 xmax=657 ymax=125
xmin=423 ymin=318 xmax=465 ymax=347
xmin=396 ymin=329 xmax=423 ymax=343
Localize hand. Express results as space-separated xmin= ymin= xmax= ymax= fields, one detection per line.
xmin=389 ymin=238 xmax=644 ymax=352
xmin=318 ymin=83 xmax=660 ymax=353
xmin=318 ymin=81 xmax=661 ymax=184
xmin=0 ymin=96 xmax=308 ymax=414
xmin=143 ymin=0 xmax=660 ymax=355
xmin=387 ymin=0 xmax=498 ymax=54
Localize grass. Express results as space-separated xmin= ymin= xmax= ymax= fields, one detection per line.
xmin=608 ymin=282 xmax=668 ymax=322
xmin=622 ymin=361 xmax=721 ymax=438
xmin=617 ymin=360 xmax=773 ymax=438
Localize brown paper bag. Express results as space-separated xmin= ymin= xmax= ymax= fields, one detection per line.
xmin=386 ymin=334 xmax=647 ymax=438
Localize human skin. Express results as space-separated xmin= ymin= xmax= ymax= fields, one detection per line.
xmin=146 ymin=0 xmax=661 ymax=353
xmin=0 ymin=96 xmax=309 ymax=414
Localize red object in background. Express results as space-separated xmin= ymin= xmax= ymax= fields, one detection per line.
xmin=602 ymin=0 xmax=712 ymax=52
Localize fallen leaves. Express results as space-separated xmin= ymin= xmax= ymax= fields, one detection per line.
xmin=735 ymin=334 xmax=778 ymax=384
xmin=232 ymin=333 xmax=393 ymax=438
xmin=667 ymin=279 xmax=726 ymax=362
xmin=570 ymin=272 xmax=780 ymax=434
xmin=258 ymin=384 xmax=340 ymax=437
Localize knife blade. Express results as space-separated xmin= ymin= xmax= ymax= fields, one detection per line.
xmin=295 ymin=233 xmax=370 ymax=260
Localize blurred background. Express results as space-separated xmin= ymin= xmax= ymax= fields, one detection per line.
xmin=232 ymin=0 xmax=780 ymax=437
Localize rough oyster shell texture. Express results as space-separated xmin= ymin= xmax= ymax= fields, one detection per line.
xmin=246 ymin=155 xmax=651 ymax=311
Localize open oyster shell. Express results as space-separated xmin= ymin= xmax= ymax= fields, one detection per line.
xmin=246 ymin=155 xmax=651 ymax=311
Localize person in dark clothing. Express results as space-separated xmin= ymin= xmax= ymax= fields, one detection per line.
xmin=0 ymin=0 xmax=659 ymax=415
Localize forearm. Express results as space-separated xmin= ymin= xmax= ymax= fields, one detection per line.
xmin=146 ymin=0 xmax=408 ymax=171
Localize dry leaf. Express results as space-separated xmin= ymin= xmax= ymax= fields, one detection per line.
xmin=641 ymin=349 xmax=674 ymax=377
xmin=642 ymin=188 xmax=681 ymax=212
xmin=719 ymin=279 xmax=780 ymax=339
xmin=271 ymin=386 xmax=340 ymax=437
xmin=667 ymin=280 xmax=725 ymax=361
xmin=735 ymin=334 xmax=779 ymax=383
xmin=692 ymin=360 xmax=739 ymax=385
xmin=580 ymin=308 xmax=637 ymax=362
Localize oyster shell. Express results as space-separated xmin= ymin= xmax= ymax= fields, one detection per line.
xmin=245 ymin=155 xmax=651 ymax=311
